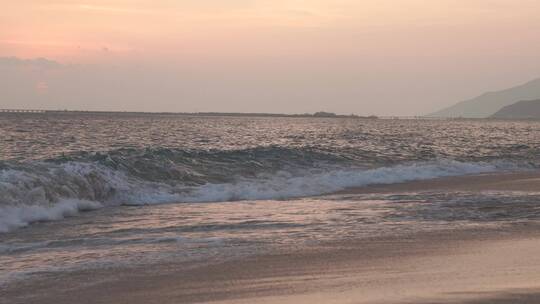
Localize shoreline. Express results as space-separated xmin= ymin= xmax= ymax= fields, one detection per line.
xmin=3 ymin=171 xmax=540 ymax=304
xmin=333 ymin=170 xmax=540 ymax=195
xmin=4 ymin=169 xmax=536 ymax=234
xmin=3 ymin=224 xmax=540 ymax=304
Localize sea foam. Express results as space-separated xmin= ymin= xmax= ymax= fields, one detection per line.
xmin=182 ymin=159 xmax=506 ymax=202
xmin=0 ymin=199 xmax=102 ymax=233
xmin=0 ymin=158 xmax=521 ymax=232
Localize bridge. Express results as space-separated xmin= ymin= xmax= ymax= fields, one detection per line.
xmin=0 ymin=109 xmax=48 ymax=113
xmin=0 ymin=110 xmax=453 ymax=120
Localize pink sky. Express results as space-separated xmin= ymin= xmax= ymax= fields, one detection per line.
xmin=2 ymin=0 xmax=540 ymax=115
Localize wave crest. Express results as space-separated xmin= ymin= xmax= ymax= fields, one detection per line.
xmin=0 ymin=147 xmax=529 ymax=232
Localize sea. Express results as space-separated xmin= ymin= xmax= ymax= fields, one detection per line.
xmin=1 ymin=112 xmax=540 ymax=285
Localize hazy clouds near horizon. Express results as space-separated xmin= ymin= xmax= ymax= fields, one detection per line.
xmin=2 ymin=1 xmax=540 ymax=115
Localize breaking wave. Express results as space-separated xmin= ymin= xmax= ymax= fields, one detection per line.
xmin=0 ymin=147 xmax=530 ymax=232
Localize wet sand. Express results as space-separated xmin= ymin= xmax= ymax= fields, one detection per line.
xmin=3 ymin=171 xmax=540 ymax=304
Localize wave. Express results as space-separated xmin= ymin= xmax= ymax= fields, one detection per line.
xmin=0 ymin=199 xmax=101 ymax=233
xmin=0 ymin=147 xmax=530 ymax=232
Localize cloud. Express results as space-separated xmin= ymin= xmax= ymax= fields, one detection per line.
xmin=0 ymin=57 xmax=63 ymax=69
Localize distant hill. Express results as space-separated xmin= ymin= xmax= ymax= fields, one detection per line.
xmin=490 ymin=99 xmax=540 ymax=119
xmin=428 ymin=78 xmax=540 ymax=118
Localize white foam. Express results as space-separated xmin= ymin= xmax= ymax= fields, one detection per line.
xmin=0 ymin=199 xmax=102 ymax=233
xmin=181 ymin=159 xmax=505 ymax=202
xmin=0 ymin=159 xmax=524 ymax=233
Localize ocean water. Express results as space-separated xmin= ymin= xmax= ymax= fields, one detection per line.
xmin=1 ymin=113 xmax=540 ymax=284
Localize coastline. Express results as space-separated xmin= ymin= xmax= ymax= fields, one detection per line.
xmin=3 ymin=171 xmax=540 ymax=304
xmin=3 ymin=223 xmax=540 ymax=304
xmin=334 ymin=170 xmax=540 ymax=195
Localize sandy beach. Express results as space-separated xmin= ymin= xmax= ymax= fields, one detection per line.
xmin=3 ymin=171 xmax=540 ymax=304
xmin=3 ymin=222 xmax=540 ymax=304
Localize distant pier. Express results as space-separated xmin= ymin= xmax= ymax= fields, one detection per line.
xmin=0 ymin=109 xmax=453 ymax=120
xmin=0 ymin=109 xmax=47 ymax=113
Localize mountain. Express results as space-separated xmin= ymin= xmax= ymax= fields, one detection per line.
xmin=428 ymin=78 xmax=540 ymax=118
xmin=490 ymin=99 xmax=540 ymax=119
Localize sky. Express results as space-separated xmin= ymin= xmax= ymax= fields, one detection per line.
xmin=1 ymin=0 xmax=540 ymax=115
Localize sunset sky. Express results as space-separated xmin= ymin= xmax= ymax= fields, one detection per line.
xmin=2 ymin=0 xmax=540 ymax=115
